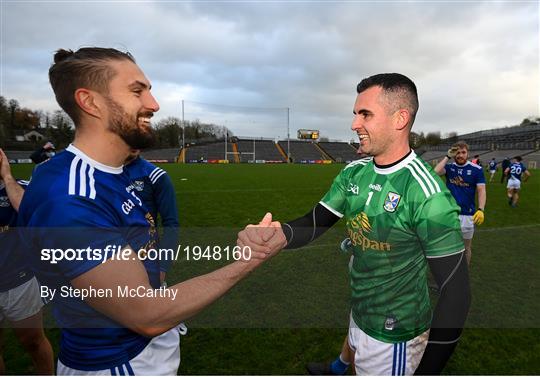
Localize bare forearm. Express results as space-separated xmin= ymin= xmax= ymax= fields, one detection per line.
xmin=477 ymin=186 xmax=486 ymax=210
xmin=141 ymin=259 xmax=261 ymax=333
xmin=2 ymin=175 xmax=24 ymax=211
xmin=80 ymin=257 xmax=264 ymax=337
xmin=434 ymin=157 xmax=448 ymax=176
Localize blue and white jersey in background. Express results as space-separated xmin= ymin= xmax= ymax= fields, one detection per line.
xmin=444 ymin=161 xmax=486 ymax=215
xmin=18 ymin=144 xmax=160 ymax=371
xmin=125 ymin=157 xmax=179 ymax=273
xmin=508 ymin=162 xmax=527 ymax=181
xmin=488 ymin=160 xmax=497 ymax=171
xmin=0 ymin=179 xmax=32 ymax=292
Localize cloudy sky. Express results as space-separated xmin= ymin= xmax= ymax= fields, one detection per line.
xmin=1 ymin=1 xmax=538 ymax=141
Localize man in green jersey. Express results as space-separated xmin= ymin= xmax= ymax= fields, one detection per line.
xmin=238 ymin=73 xmax=471 ymax=375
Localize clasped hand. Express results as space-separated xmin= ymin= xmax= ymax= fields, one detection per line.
xmin=236 ymin=213 xmax=287 ymax=262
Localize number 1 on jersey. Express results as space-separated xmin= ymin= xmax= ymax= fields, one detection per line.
xmin=366 ymin=191 xmax=374 ymax=206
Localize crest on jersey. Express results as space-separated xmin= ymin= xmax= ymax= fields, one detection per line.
xmin=383 ymin=192 xmax=401 ymax=213
xmin=133 ymin=180 xmax=145 ymax=191
xmin=0 ymin=196 xmax=10 ymax=207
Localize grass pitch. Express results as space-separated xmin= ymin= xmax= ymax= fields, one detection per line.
xmin=3 ymin=163 xmax=540 ymax=374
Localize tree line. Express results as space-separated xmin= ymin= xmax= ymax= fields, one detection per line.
xmin=0 ymin=96 xmax=232 ymax=150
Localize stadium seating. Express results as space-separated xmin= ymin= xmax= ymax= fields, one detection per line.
xmin=317 ymin=142 xmax=359 ymax=163
xmin=4 ymin=150 xmax=35 ymax=161
xmin=236 ymin=138 xmax=285 ymax=162
xmin=141 ymin=148 xmax=180 ymax=162
xmin=184 ymin=141 xmax=234 ymax=162
xmin=278 ymin=140 xmax=326 ymax=162
xmin=523 ymin=151 xmax=540 ymax=169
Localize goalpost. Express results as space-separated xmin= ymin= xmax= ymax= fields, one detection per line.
xmin=181 ymin=100 xmax=289 ymax=163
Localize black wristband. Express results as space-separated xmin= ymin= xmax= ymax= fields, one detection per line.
xmin=445 ymin=155 xmax=451 ymax=160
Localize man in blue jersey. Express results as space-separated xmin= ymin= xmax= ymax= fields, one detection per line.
xmin=124 ymin=151 xmax=179 ymax=284
xmin=434 ymin=141 xmax=486 ymax=265
xmin=504 ymin=156 xmax=531 ymax=207
xmin=488 ymin=158 xmax=497 ymax=183
xmin=18 ymin=47 xmax=285 ymax=375
xmin=0 ymin=149 xmax=54 ymax=374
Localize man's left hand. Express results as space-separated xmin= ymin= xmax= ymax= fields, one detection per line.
xmin=472 ymin=210 xmax=484 ymax=225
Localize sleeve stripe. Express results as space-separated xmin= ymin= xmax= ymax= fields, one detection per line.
xmin=412 ymin=158 xmax=441 ymax=193
xmin=149 ymin=167 xmax=164 ymax=181
xmin=318 ymin=201 xmax=344 ymax=218
xmin=150 ymin=170 xmax=166 ymax=184
xmin=79 ymin=161 xmax=88 ymax=197
xmin=409 ymin=161 xmax=436 ymax=195
xmin=426 ymin=248 xmax=465 ymax=259
xmin=88 ymin=166 xmax=96 ymax=199
xmin=405 ymin=165 xmax=431 ymax=198
xmin=68 ymin=157 xmax=80 ymax=196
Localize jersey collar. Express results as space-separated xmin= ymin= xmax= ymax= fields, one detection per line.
xmin=373 ymin=150 xmax=417 ymax=175
xmin=66 ymin=144 xmax=123 ymax=174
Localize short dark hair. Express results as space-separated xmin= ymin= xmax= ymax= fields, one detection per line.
xmin=356 ymin=73 xmax=419 ymax=127
xmin=49 ymin=47 xmax=136 ymax=125
xmin=452 ymin=140 xmax=469 ymax=151
xmin=514 ymin=156 xmax=522 ymax=162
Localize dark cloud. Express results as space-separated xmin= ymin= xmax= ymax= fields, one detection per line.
xmin=1 ymin=1 xmax=537 ymax=141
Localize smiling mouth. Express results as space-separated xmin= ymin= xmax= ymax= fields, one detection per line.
xmin=358 ymin=134 xmax=369 ymax=142
xmin=138 ymin=116 xmax=152 ymax=126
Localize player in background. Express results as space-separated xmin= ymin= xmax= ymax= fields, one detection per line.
xmin=239 ymin=73 xmax=471 ymax=375
xmin=504 ymin=156 xmax=530 ymax=208
xmin=18 ymin=47 xmax=284 ymax=375
xmin=434 ymin=142 xmax=486 ymax=265
xmin=500 ymin=157 xmax=511 ymax=184
xmin=29 ymin=141 xmax=56 ymax=164
xmin=488 ymin=158 xmax=497 ymax=183
xmin=0 ymin=149 xmax=54 ymax=374
xmin=125 ymin=151 xmax=179 ymax=284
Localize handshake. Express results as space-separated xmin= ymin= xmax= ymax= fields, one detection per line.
xmin=236 ymin=212 xmax=288 ymax=263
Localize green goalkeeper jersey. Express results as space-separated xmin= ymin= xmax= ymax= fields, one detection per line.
xmin=320 ymin=151 xmax=464 ymax=343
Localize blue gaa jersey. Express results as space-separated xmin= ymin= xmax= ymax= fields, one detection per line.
xmin=124 ymin=157 xmax=179 ymax=273
xmin=489 ymin=160 xmax=497 ymax=171
xmin=444 ymin=161 xmax=486 ymax=215
xmin=508 ymin=162 xmax=527 ymax=181
xmin=0 ymin=179 xmax=33 ymax=292
xmin=17 ymin=144 xmax=160 ymax=371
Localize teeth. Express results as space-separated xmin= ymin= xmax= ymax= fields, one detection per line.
xmin=139 ymin=117 xmax=151 ymax=123
xmin=358 ymin=134 xmax=369 ymax=140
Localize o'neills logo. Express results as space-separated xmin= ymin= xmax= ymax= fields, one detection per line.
xmin=346 ymin=212 xmax=391 ymax=252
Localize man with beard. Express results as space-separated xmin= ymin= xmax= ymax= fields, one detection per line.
xmin=434 ymin=141 xmax=486 ymax=265
xmin=18 ymin=47 xmax=285 ymax=375
xmin=239 ymin=74 xmax=470 ymax=375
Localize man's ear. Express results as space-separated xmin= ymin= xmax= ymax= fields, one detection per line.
xmin=74 ymin=88 xmax=103 ymax=119
xmin=394 ymin=109 xmax=410 ymax=131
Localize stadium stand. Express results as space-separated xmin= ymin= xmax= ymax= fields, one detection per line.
xmin=141 ymin=148 xmax=180 ymax=162
xmin=523 ymin=151 xmax=540 ymax=169
xmin=279 ymin=140 xmax=326 ymax=162
xmin=318 ymin=141 xmax=359 ymax=163
xmin=236 ymin=138 xmax=285 ymax=162
xmin=474 ymin=150 xmax=536 ymax=163
xmin=184 ymin=141 xmax=234 ymax=162
xmin=4 ymin=150 xmax=35 ymax=161
xmin=420 ymin=150 xmax=491 ymax=165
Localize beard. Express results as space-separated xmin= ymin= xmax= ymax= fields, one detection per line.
xmin=105 ymin=96 xmax=156 ymax=150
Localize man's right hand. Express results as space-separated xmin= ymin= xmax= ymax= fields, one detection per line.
xmin=447 ymin=146 xmax=459 ymax=159
xmin=236 ymin=212 xmax=287 ymax=262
